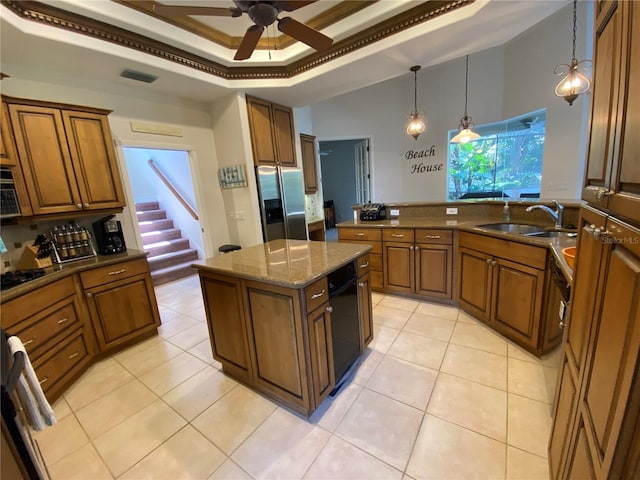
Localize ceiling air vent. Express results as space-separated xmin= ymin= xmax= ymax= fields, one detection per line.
xmin=120 ymin=69 xmax=158 ymax=84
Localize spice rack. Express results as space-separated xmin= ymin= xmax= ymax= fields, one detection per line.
xmin=50 ymin=223 xmax=97 ymax=263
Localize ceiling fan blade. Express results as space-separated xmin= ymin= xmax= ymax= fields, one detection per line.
xmin=234 ymin=25 xmax=264 ymax=60
xmin=152 ymin=5 xmax=242 ymax=17
xmin=277 ymin=17 xmax=333 ymax=51
xmin=273 ymin=1 xmax=318 ymax=12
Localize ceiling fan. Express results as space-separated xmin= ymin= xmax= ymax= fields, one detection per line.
xmin=153 ymin=1 xmax=334 ymax=60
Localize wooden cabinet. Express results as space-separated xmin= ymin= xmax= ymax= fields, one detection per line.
xmin=0 ymin=275 xmax=95 ymax=401
xmin=300 ymin=133 xmax=319 ymax=194
xmin=4 ymin=96 xmax=125 ymax=216
xmin=80 ymin=258 xmax=160 ymax=353
xmin=306 ymin=302 xmax=334 ymax=408
xmin=1 ymin=102 xmax=17 ymax=167
xmin=383 ymin=228 xmax=453 ymax=300
xmin=246 ymin=95 xmax=297 ymax=167
xmin=338 ymin=227 xmax=383 ymax=290
xmin=457 ymin=232 xmax=547 ymax=353
xmin=357 ymin=257 xmax=374 ymax=350
xmin=549 ymin=208 xmax=640 ymax=479
xmin=583 ymin=1 xmax=640 ymax=223
xmin=308 ymin=219 xmax=325 ymax=241
xmin=200 ymin=271 xmax=252 ymax=383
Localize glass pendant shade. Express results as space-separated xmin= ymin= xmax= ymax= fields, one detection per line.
xmin=407 ymin=111 xmax=425 ymax=140
xmin=555 ymin=59 xmax=591 ymax=105
xmin=554 ymin=0 xmax=591 ymax=105
xmin=450 ymin=55 xmax=479 ymax=144
xmin=406 ymin=65 xmax=425 ymax=140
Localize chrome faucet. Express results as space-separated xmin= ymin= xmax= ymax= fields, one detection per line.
xmin=525 ymin=200 xmax=564 ymax=228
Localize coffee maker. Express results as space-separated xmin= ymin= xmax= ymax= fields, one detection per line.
xmin=92 ymin=215 xmax=127 ymax=255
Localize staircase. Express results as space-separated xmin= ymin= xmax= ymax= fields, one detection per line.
xmin=135 ymin=202 xmax=198 ymax=286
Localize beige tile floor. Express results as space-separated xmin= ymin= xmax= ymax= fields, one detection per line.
xmin=34 ymin=275 xmax=560 ymax=480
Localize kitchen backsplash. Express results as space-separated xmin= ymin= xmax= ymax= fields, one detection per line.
xmin=305 ymin=192 xmax=324 ymax=221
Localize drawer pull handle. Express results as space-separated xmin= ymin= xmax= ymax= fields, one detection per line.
xmin=358 ymin=282 xmax=365 ymax=287
xmin=108 ymin=269 xmax=126 ymax=276
xmin=326 ymin=306 xmax=333 ymax=313
xmin=311 ymin=289 xmax=326 ymax=299
xmin=23 ymin=338 xmax=35 ymax=346
xmin=486 ymin=259 xmax=492 ymax=264
xmin=68 ymin=352 xmax=80 ymax=360
xmin=359 ymin=262 xmax=369 ymax=268
xmin=39 ymin=377 xmax=48 ymax=385
xmin=355 ymin=233 xmax=365 ymax=236
xmin=391 ymin=234 xmax=405 ymax=238
xmin=425 ymin=235 xmax=441 ymax=239
xmin=57 ymin=317 xmax=69 ymax=325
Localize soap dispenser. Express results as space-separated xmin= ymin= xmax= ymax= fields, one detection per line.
xmin=502 ymin=201 xmax=511 ymax=221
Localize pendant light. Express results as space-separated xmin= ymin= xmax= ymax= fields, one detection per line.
xmin=406 ymin=65 xmax=425 ymax=140
xmin=554 ymin=0 xmax=591 ymax=105
xmin=451 ymin=55 xmax=480 ymax=144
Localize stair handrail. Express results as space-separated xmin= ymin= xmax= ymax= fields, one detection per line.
xmin=147 ymin=159 xmax=199 ymax=221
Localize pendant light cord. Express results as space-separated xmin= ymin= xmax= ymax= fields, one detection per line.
xmin=571 ymin=0 xmax=577 ymax=61
xmin=464 ymin=54 xmax=469 ymax=117
xmin=413 ymin=69 xmax=418 ymax=113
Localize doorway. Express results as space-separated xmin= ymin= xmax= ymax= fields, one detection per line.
xmin=122 ymin=147 xmax=205 ymax=285
xmin=318 ymin=138 xmax=371 ymax=240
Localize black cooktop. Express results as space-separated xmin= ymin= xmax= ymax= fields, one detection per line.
xmin=1 ymin=269 xmax=46 ymax=290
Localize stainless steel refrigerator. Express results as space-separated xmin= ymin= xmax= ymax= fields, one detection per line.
xmin=255 ymin=166 xmax=307 ymax=242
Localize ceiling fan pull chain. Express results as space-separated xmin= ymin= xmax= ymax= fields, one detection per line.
xmin=267 ymin=25 xmax=272 ymax=60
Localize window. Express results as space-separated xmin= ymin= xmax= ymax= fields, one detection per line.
xmin=447 ymin=109 xmax=546 ymax=200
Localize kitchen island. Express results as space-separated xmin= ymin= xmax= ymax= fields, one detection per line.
xmin=192 ymin=239 xmax=373 ymax=416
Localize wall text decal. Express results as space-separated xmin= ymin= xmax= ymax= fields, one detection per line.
xmin=410 ymin=162 xmax=444 ymax=174
xmin=405 ymin=146 xmax=436 ymax=159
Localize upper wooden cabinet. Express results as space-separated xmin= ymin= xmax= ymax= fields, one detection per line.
xmin=300 ymin=133 xmax=319 ymax=194
xmin=583 ymin=1 xmax=640 ymax=223
xmin=1 ymin=102 xmax=17 ymax=167
xmin=4 ymin=96 xmax=125 ymax=216
xmin=246 ymin=95 xmax=297 ymax=167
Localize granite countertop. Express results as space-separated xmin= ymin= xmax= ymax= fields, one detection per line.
xmin=0 ymin=250 xmax=149 ymax=303
xmin=192 ymin=239 xmax=371 ymax=288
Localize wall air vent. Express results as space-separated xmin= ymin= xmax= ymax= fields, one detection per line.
xmin=120 ymin=69 xmax=158 ymax=84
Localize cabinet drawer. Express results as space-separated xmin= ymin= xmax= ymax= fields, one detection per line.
xmin=1 ymin=276 xmax=76 ymax=330
xmin=12 ymin=301 xmax=80 ymax=357
xmin=383 ymin=229 xmax=415 ymax=243
xmin=415 ymin=229 xmax=453 ymax=245
xmin=308 ymin=220 xmax=324 ymax=232
xmin=80 ymin=258 xmax=149 ymax=289
xmin=305 ymin=277 xmax=329 ymax=314
xmin=459 ymin=231 xmax=547 ymax=270
xmin=357 ymin=255 xmax=370 ymax=275
xmin=338 ymin=228 xmax=382 ymax=242
xmin=33 ymin=329 xmax=91 ymax=395
xmin=339 ymin=239 xmax=381 ymax=255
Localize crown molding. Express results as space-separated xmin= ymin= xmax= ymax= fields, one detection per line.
xmin=2 ymin=0 xmax=474 ymax=80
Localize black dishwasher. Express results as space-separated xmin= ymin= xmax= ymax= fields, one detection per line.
xmin=327 ymin=261 xmax=360 ymax=386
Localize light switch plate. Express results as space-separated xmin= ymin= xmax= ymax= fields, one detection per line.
xmin=446 ymin=207 xmax=458 ymax=215
xmin=390 ymin=209 xmax=400 ymax=216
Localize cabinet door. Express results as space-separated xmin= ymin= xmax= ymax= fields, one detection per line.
xmin=608 ymin=1 xmax=640 ymax=223
xmin=246 ymin=96 xmax=277 ymax=166
xmin=582 ymin=0 xmax=624 ymax=207
xmin=300 ymin=133 xmax=318 ymax=194
xmin=307 ymin=302 xmax=334 ymax=408
xmin=61 ymin=110 xmax=125 ymax=210
xmin=200 ymin=273 xmax=252 ymax=383
xmin=565 ymin=421 xmax=597 ymax=480
xmin=581 ymin=218 xmax=640 ymax=477
xmin=8 ymin=104 xmax=83 ymax=215
xmin=457 ymin=247 xmax=492 ymax=322
xmin=383 ymin=242 xmax=414 ymax=293
xmin=548 ymin=356 xmax=579 ymax=480
xmin=492 ymin=258 xmax=544 ymax=350
xmin=86 ymin=273 xmax=160 ymax=352
xmin=243 ymin=280 xmax=310 ymax=412
xmin=1 ymin=102 xmax=17 ymax=166
xmin=566 ymin=207 xmax=608 ymax=375
xmin=357 ymin=272 xmax=373 ymax=350
xmin=272 ymin=104 xmax=296 ymax=166
xmin=415 ymin=243 xmax=452 ymax=299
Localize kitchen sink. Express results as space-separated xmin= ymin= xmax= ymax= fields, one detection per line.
xmin=478 ymin=223 xmax=545 ymax=234
xmin=525 ymin=231 xmax=578 ymax=238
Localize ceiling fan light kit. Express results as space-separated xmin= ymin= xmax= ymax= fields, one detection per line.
xmin=156 ymin=0 xmax=333 ymax=61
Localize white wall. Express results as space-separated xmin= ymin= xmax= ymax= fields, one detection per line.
xmin=503 ymin=2 xmax=591 ymax=199
xmin=310 ymin=47 xmax=505 ymax=202
xmin=0 ymin=67 xmax=230 ymax=261
xmin=309 ymin=3 xmax=590 ymax=202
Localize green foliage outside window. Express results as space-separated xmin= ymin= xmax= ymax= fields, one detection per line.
xmin=448 ymin=110 xmax=546 ymax=200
